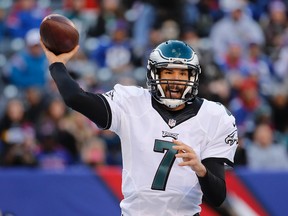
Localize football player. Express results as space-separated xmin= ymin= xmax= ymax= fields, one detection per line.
xmin=41 ymin=39 xmax=238 ymax=216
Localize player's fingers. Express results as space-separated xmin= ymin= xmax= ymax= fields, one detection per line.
xmin=64 ymin=45 xmax=79 ymax=56
xmin=172 ymin=139 xmax=191 ymax=149
xmin=55 ymin=45 xmax=79 ymax=64
xmin=172 ymin=141 xmax=192 ymax=153
xmin=40 ymin=39 xmax=59 ymax=65
xmin=178 ymin=161 xmax=192 ymax=167
xmin=72 ymin=44 xmax=80 ymax=53
xmin=40 ymin=40 xmax=49 ymax=54
xmin=172 ymin=140 xmax=187 ymax=151
xmin=172 ymin=139 xmax=183 ymax=145
xmin=172 ymin=145 xmax=183 ymax=150
xmin=40 ymin=39 xmax=51 ymax=54
xmin=39 ymin=38 xmax=45 ymax=48
xmin=62 ymin=44 xmax=79 ymax=57
xmin=173 ymin=146 xmax=187 ymax=155
xmin=175 ymin=152 xmax=191 ymax=158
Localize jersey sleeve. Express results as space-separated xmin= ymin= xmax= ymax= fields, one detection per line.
xmin=101 ymin=84 xmax=147 ymax=133
xmin=201 ymin=104 xmax=238 ymax=166
xmin=101 ymin=85 xmax=126 ymax=133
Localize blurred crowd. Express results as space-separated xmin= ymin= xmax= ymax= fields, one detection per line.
xmin=0 ymin=0 xmax=288 ymax=171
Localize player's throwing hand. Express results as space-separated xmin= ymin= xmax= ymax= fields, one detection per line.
xmin=40 ymin=39 xmax=79 ymax=65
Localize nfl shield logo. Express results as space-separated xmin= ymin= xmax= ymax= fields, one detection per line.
xmin=168 ymin=119 xmax=176 ymax=127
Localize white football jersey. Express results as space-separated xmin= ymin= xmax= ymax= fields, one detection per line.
xmin=102 ymin=84 xmax=238 ymax=216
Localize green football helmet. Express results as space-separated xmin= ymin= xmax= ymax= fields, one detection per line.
xmin=147 ymin=40 xmax=201 ymax=108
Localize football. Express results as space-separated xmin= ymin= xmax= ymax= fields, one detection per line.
xmin=40 ymin=14 xmax=79 ymax=55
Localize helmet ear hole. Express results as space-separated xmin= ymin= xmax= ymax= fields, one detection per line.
xmin=192 ymin=88 xmax=198 ymax=96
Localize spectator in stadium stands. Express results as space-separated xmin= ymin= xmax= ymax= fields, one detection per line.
xmin=98 ymin=130 xmax=122 ymax=166
xmin=246 ymin=123 xmax=288 ymax=170
xmin=61 ymin=0 xmax=97 ymax=44
xmin=205 ymin=78 xmax=231 ymax=108
xmin=229 ymin=78 xmax=272 ymax=136
xmin=35 ymin=97 xmax=78 ymax=168
xmin=243 ymin=40 xmax=275 ymax=97
xmin=87 ymin=0 xmax=125 ymax=38
xmin=89 ymin=19 xmax=135 ymax=90
xmin=89 ymin=19 xmax=132 ymax=68
xmin=210 ymin=0 xmax=265 ymax=64
xmin=216 ymin=41 xmax=250 ymax=97
xmin=128 ymin=1 xmax=156 ymax=64
xmin=58 ymin=110 xmax=99 ymax=155
xmin=24 ymin=87 xmax=47 ymax=123
xmin=273 ymin=31 xmax=288 ymax=84
xmin=35 ymin=127 xmax=74 ymax=170
xmin=0 ymin=7 xmax=7 ymax=41
xmin=81 ymin=137 xmax=107 ymax=168
xmin=64 ymin=48 xmax=100 ymax=92
xmin=184 ymin=0 xmax=224 ymax=38
xmin=4 ymin=28 xmax=48 ymax=90
xmin=269 ymin=87 xmax=288 ymax=136
xmin=260 ymin=0 xmax=288 ymax=59
xmin=5 ymin=0 xmax=50 ymax=38
xmin=0 ymin=98 xmax=37 ymax=167
xmin=131 ymin=0 xmax=198 ymax=66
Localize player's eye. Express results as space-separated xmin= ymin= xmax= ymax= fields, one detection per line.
xmin=180 ymin=72 xmax=187 ymax=76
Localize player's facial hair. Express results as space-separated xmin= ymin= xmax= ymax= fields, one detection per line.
xmin=164 ymin=82 xmax=185 ymax=99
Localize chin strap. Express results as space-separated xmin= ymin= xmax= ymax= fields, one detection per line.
xmin=162 ymin=98 xmax=185 ymax=108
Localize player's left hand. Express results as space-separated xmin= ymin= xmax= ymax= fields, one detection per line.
xmin=172 ymin=139 xmax=207 ymax=177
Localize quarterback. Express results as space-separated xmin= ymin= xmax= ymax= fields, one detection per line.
xmin=41 ymin=40 xmax=238 ymax=216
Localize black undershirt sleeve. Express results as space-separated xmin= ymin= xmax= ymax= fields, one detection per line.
xmin=49 ymin=62 xmax=112 ymax=129
xmin=197 ymin=158 xmax=227 ymax=207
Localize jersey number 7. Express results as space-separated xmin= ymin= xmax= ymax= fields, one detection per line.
xmin=151 ymin=139 xmax=177 ymax=191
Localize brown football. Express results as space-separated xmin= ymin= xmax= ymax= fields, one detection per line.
xmin=40 ymin=14 xmax=79 ymax=55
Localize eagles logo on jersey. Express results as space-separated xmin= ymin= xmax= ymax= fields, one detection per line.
xmin=225 ymin=130 xmax=238 ymax=146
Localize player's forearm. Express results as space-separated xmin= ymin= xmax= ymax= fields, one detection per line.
xmin=49 ymin=63 xmax=83 ymax=102
xmin=49 ymin=62 xmax=111 ymax=129
xmin=197 ymin=158 xmax=226 ymax=207
xmin=198 ymin=169 xmax=226 ymax=206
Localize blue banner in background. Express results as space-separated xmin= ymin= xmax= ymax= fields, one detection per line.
xmin=236 ymin=168 xmax=288 ymax=216
xmin=0 ymin=166 xmax=121 ymax=216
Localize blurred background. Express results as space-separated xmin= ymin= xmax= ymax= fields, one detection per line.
xmin=0 ymin=0 xmax=287 ymax=215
